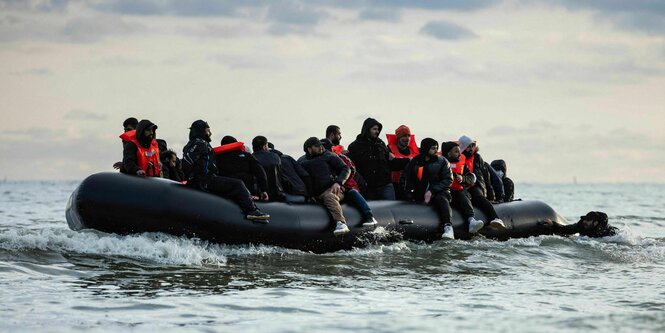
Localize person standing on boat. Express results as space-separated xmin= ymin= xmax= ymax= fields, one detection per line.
xmin=182 ymin=120 xmax=270 ymax=222
xmin=347 ymin=118 xmax=398 ymax=200
xmin=214 ymin=135 xmax=269 ymax=201
xmin=386 ymin=125 xmax=419 ymax=200
xmin=252 ymin=135 xmax=286 ymax=202
xmin=403 ymin=138 xmax=455 ymax=239
xmin=114 ymin=117 xmax=138 ymax=173
xmin=120 ymin=119 xmax=161 ymax=177
xmin=440 ymin=141 xmax=486 ymax=235
xmin=300 ymin=137 xmax=352 ymax=236
xmin=320 ymin=139 xmax=378 ymax=228
xmin=458 ymin=136 xmax=506 ymax=230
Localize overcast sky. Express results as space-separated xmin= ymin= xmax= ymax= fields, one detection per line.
xmin=1 ymin=0 xmax=664 ymax=182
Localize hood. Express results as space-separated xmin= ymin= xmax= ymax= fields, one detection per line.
xmin=490 ymin=159 xmax=507 ymax=175
xmin=156 ymin=139 xmax=167 ymax=153
xmin=419 ymin=137 xmax=438 ymax=155
xmin=357 ymin=117 xmax=383 ymax=140
xmin=189 ymin=120 xmax=210 ymax=142
xmin=320 ymin=138 xmax=334 ymax=151
xmin=136 ymin=119 xmax=157 ymax=148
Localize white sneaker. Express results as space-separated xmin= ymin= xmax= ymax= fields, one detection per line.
xmin=441 ymin=225 xmax=455 ymax=239
xmin=468 ymin=217 xmax=485 ymax=234
xmin=490 ymin=218 xmax=506 ymax=230
xmin=333 ymin=221 xmax=350 ymax=236
xmin=362 ymin=216 xmax=378 ymax=227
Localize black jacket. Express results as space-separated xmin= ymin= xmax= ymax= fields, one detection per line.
xmin=485 ymin=162 xmax=504 ymax=201
xmin=403 ymin=154 xmax=453 ymax=201
xmin=299 ymin=151 xmax=350 ymax=196
xmin=182 ymin=128 xmax=217 ymax=186
xmin=216 ymin=150 xmax=267 ymax=195
xmin=463 ymin=150 xmax=493 ymax=199
xmin=491 ymin=159 xmax=514 ymax=202
xmin=122 ymin=119 xmax=157 ymax=175
xmin=253 ymin=150 xmax=285 ymax=200
xmin=551 ymin=221 xmax=617 ymax=238
xmin=347 ymin=118 xmax=398 ymax=189
xmin=162 ymin=157 xmax=184 ymax=182
xmin=279 ymin=154 xmax=310 ymax=197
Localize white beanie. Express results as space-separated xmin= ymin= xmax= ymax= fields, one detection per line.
xmin=458 ymin=135 xmax=473 ymax=151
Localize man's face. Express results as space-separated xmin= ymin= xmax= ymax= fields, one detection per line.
xmin=144 ymin=128 xmax=154 ymax=140
xmin=581 ymin=219 xmax=598 ymax=230
xmin=331 ymin=129 xmax=342 ymax=145
xmin=428 ymin=145 xmax=439 ymax=157
xmin=205 ymin=128 xmax=212 ymax=140
xmin=465 ymin=142 xmax=476 ymax=154
xmin=448 ymin=146 xmax=461 ymax=160
xmin=168 ymin=155 xmax=177 ymax=167
xmin=369 ymin=125 xmax=380 ymax=139
xmin=124 ymin=125 xmax=135 ymax=132
xmin=308 ymin=144 xmax=323 ymax=156
xmin=398 ymin=135 xmax=410 ymax=148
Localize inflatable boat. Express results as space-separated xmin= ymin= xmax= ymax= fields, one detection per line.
xmin=66 ymin=173 xmax=567 ymax=253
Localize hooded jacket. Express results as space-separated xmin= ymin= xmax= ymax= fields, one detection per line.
xmin=491 ymin=159 xmax=514 ymax=202
xmin=299 ymin=150 xmax=350 ymax=196
xmin=182 ymin=122 xmax=218 ymax=185
xmin=347 ymin=118 xmax=395 ymax=189
xmin=121 ymin=119 xmax=160 ymax=176
xmin=403 ymin=153 xmax=453 ymax=201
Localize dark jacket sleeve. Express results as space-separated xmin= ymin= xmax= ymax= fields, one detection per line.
xmin=503 ymin=177 xmax=514 ymax=202
xmin=402 ymin=158 xmax=418 ymax=200
xmin=429 ymin=158 xmax=452 ymax=196
xmin=122 ymin=141 xmax=140 ymax=175
xmin=552 ymin=222 xmax=582 ymax=235
xmin=329 ymin=154 xmax=350 ymax=186
xmin=487 ymin=163 xmax=505 ymax=201
xmin=182 ymin=139 xmax=209 ymax=181
xmin=249 ymin=155 xmax=269 ymax=193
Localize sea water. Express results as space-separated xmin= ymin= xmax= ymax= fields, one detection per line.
xmin=1 ymin=181 xmax=664 ymax=332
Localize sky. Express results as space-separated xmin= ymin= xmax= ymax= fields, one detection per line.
xmin=1 ymin=0 xmax=664 ymax=183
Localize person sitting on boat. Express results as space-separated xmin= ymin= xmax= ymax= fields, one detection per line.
xmin=347 ymin=118 xmax=398 ymax=200
xmin=321 ymin=125 xmax=347 ymax=155
xmin=320 ymin=139 xmax=378 ymax=228
xmin=490 ymin=159 xmax=514 ymax=202
xmin=114 ymin=117 xmax=138 ymax=172
xmin=157 ymin=139 xmax=184 ymax=182
xmin=182 ymin=120 xmax=270 ymax=222
xmin=214 ymin=135 xmax=269 ymax=201
xmin=539 ymin=211 xmax=617 ymax=238
xmin=457 ymin=136 xmax=506 ymax=230
xmin=300 ymin=137 xmax=352 ymax=236
xmin=120 ymin=119 xmax=161 ymax=177
xmin=402 ymin=138 xmax=455 ymax=239
xmin=387 ymin=125 xmax=419 ymax=200
xmin=252 ymin=136 xmax=286 ymax=202
xmin=485 ymin=161 xmax=505 ymax=202
xmin=268 ymin=143 xmax=311 ymax=204
xmin=440 ymin=141 xmax=487 ymax=235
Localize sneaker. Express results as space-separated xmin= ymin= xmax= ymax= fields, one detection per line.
xmin=333 ymin=221 xmax=350 ymax=236
xmin=362 ymin=216 xmax=378 ymax=227
xmin=490 ymin=218 xmax=506 ymax=230
xmin=246 ymin=209 xmax=270 ymax=223
xmin=441 ymin=225 xmax=455 ymax=239
xmin=468 ymin=217 xmax=484 ymax=234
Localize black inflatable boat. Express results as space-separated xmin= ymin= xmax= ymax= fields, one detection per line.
xmin=66 ymin=173 xmax=567 ymax=253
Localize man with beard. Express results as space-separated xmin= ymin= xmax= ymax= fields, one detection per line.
xmin=347 ymin=118 xmax=399 ymax=200
xmin=182 ymin=120 xmax=269 ymax=222
xmin=114 ymin=117 xmax=138 ymax=172
xmin=387 ymin=125 xmax=419 ymax=200
xmin=120 ymin=119 xmax=161 ymax=177
xmin=322 ymin=125 xmax=346 ymax=155
xmin=458 ymin=136 xmax=506 ymax=229
xmin=403 ymin=138 xmax=455 ymax=239
xmin=299 ymin=137 xmax=352 ymax=236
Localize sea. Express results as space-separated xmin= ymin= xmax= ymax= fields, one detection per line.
xmin=1 ymin=180 xmax=664 ymax=332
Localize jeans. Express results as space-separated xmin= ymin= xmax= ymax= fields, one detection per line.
xmin=365 ymin=183 xmax=396 ymax=201
xmin=345 ymin=189 xmax=372 ymax=218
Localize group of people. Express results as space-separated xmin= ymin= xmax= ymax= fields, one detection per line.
xmin=115 ymin=116 xmax=616 ymax=239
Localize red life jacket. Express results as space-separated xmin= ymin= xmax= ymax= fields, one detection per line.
xmin=450 ymin=154 xmax=466 ymax=191
xmin=119 ymin=130 xmax=161 ymax=177
xmin=337 ymin=153 xmax=359 ymax=191
xmin=332 ymin=145 xmax=344 ymax=155
xmin=386 ymin=133 xmax=419 ymax=183
xmin=213 ymin=141 xmax=245 ymax=155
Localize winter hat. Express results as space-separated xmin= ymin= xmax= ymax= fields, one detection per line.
xmin=458 ymin=135 xmax=473 ymax=151
xmin=419 ymin=137 xmax=438 ymax=155
xmin=320 ymin=138 xmax=333 ymax=151
xmin=395 ymin=125 xmax=411 ymax=139
xmin=441 ymin=141 xmax=459 ymax=156
xmin=303 ymin=137 xmax=322 ymax=152
xmin=190 ymin=120 xmax=209 ymax=129
xmin=221 ymin=135 xmax=237 ymax=145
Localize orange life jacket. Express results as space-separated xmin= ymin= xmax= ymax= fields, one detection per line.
xmin=119 ymin=130 xmax=161 ymax=177
xmin=213 ymin=141 xmax=245 ymax=155
xmin=332 ymin=145 xmax=344 ymax=155
xmin=450 ymin=154 xmax=466 ymax=191
xmin=386 ymin=133 xmax=419 ymax=183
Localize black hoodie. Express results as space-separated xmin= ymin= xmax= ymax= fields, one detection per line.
xmin=347 ymin=118 xmax=395 ymax=189
xmin=182 ymin=121 xmax=217 ymax=185
xmin=402 ymin=138 xmax=452 ymax=201
xmin=122 ymin=119 xmax=158 ymax=175
xmin=490 ymin=159 xmax=514 ymax=202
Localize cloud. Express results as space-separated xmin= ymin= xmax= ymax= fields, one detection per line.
xmin=549 ymin=0 xmax=665 ymax=35
xmin=62 ymin=15 xmax=145 ymax=43
xmin=63 ymin=110 xmax=108 ymax=121
xmin=364 ymin=0 xmax=498 ymax=11
xmin=420 ymin=20 xmax=477 ymax=40
xmin=358 ymin=8 xmax=401 ymax=22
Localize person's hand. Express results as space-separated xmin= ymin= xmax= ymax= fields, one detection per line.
xmin=331 ymin=182 xmax=341 ymax=196
xmin=424 ymin=190 xmax=432 ymax=204
xmin=136 ymin=170 xmax=146 ymax=176
xmin=455 ymin=174 xmax=463 ymax=183
xmin=113 ymin=162 xmax=122 ymax=169
xmin=251 ymin=195 xmax=260 ymax=201
xmin=260 ymin=192 xmax=269 ymax=201
xmin=388 ymin=152 xmax=395 ymax=160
